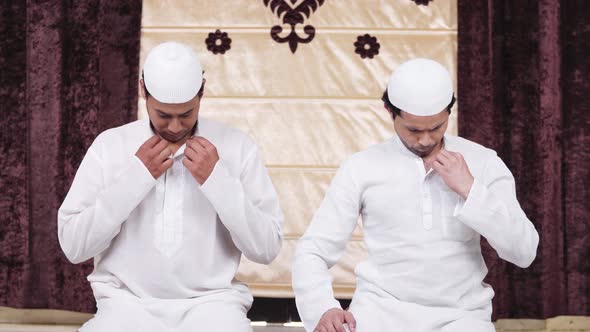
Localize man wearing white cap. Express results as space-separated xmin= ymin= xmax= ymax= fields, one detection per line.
xmin=58 ymin=41 xmax=283 ymax=331
xmin=292 ymin=58 xmax=539 ymax=332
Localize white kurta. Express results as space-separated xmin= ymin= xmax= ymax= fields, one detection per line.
xmin=293 ymin=135 xmax=539 ymax=332
xmin=58 ymin=118 xmax=283 ymax=331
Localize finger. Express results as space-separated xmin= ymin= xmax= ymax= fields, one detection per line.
xmin=438 ymin=148 xmax=452 ymax=158
xmin=157 ymin=158 xmax=173 ymax=175
xmin=182 ymin=157 xmax=192 ymax=168
xmin=187 ymin=138 xmax=207 ymax=154
xmin=324 ymin=323 xmax=336 ymax=332
xmin=344 ymin=311 xmax=356 ymax=332
xmin=432 ymin=160 xmax=445 ymax=173
xmin=154 ymin=147 xmax=172 ymax=164
xmin=328 ymin=320 xmax=342 ymax=332
xmin=333 ymin=321 xmax=346 ymax=332
xmin=187 ymin=136 xmax=207 ymax=150
xmin=193 ymin=136 xmax=218 ymax=154
xmin=193 ymin=136 xmax=213 ymax=149
xmin=184 ymin=144 xmax=199 ymax=161
xmin=442 ymin=149 xmax=461 ymax=163
xmin=142 ymin=135 xmax=161 ymax=149
xmin=439 ymin=148 xmax=453 ymax=157
xmin=138 ymin=136 xmax=160 ymax=155
xmin=152 ymin=138 xmax=169 ymax=154
xmin=435 ymin=151 xmax=451 ymax=165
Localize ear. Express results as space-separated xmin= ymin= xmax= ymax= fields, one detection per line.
xmin=384 ymin=103 xmax=396 ymax=119
xmin=139 ymin=79 xmax=147 ymax=99
xmin=197 ymin=78 xmax=206 ymax=98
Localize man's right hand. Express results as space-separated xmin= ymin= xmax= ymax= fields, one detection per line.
xmin=314 ymin=308 xmax=356 ymax=332
xmin=135 ymin=136 xmax=173 ymax=179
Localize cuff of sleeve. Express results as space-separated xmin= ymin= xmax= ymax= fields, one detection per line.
xmin=199 ymin=159 xmax=237 ymax=204
xmin=100 ymin=156 xmax=157 ymax=222
xmin=303 ymin=298 xmax=342 ymax=332
xmin=130 ymin=155 xmax=158 ymax=191
xmin=454 ymin=178 xmax=486 ymax=221
xmin=318 ymin=298 xmax=343 ymax=317
xmin=132 ymin=155 xmax=156 ymax=182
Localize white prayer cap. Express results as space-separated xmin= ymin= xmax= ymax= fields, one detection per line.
xmin=387 ymin=58 xmax=453 ymax=116
xmin=143 ymin=42 xmax=203 ymax=104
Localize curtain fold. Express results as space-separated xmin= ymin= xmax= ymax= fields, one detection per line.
xmin=458 ymin=0 xmax=590 ymax=319
xmin=0 ymin=0 xmax=142 ymax=312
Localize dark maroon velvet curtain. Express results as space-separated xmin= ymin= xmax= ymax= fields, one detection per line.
xmin=0 ymin=1 xmax=142 ymax=312
xmin=459 ymin=0 xmax=590 ymax=319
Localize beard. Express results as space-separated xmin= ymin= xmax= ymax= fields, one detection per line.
xmin=400 ymin=137 xmax=439 ymax=158
xmin=149 ymin=120 xmax=199 ymax=142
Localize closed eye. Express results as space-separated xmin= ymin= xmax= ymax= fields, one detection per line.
xmin=180 ymin=109 xmax=193 ymax=118
xmin=430 ymin=125 xmax=442 ymax=132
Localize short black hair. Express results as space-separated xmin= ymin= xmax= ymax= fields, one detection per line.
xmin=382 ymin=89 xmax=455 ymax=118
xmin=141 ymin=71 xmax=204 ymax=100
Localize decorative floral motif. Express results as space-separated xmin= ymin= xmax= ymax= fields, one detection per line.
xmin=263 ymin=0 xmax=325 ymax=53
xmin=354 ymin=34 xmax=380 ymax=59
xmin=205 ymin=30 xmax=231 ymax=55
xmin=412 ymin=0 xmax=434 ymax=5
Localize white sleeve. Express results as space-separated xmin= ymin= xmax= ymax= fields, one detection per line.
xmin=57 ymin=146 xmax=156 ymax=264
xmin=199 ymin=146 xmax=283 ymax=264
xmin=455 ymin=155 xmax=539 ymax=268
xmin=292 ymin=160 xmax=361 ymax=332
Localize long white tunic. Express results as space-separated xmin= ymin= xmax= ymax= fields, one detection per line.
xmin=293 ymin=135 xmax=539 ymax=332
xmin=58 ymin=118 xmax=283 ymax=330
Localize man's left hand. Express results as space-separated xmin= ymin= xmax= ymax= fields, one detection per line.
xmin=432 ymin=149 xmax=474 ymax=199
xmin=183 ymin=136 xmax=219 ymax=185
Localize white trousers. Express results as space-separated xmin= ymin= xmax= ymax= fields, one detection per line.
xmin=79 ymin=290 xmax=253 ymax=332
xmin=347 ymin=281 xmax=495 ymax=332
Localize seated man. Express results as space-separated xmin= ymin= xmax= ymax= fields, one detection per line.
xmin=58 ymin=41 xmax=283 ymax=332
xmin=292 ymin=58 xmax=539 ymax=332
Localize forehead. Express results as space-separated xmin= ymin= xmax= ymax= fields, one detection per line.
xmin=148 ymin=95 xmax=197 ymax=113
xmin=399 ymin=110 xmax=448 ymax=128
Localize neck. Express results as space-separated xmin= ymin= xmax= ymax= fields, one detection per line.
xmin=167 ymin=138 xmax=188 ymax=155
xmin=148 ymin=120 xmax=199 ymax=156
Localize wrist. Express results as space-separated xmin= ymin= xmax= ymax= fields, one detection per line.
xmin=460 ymin=177 xmax=474 ymax=199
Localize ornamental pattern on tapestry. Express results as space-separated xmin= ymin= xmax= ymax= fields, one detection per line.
xmin=262 ymin=0 xmax=325 ymax=53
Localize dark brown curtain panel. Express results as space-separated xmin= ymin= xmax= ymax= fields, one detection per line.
xmin=0 ymin=0 xmax=142 ymax=312
xmin=458 ymin=0 xmax=590 ymax=319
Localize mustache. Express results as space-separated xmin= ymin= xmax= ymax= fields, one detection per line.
xmin=148 ymin=120 xmax=199 ymax=139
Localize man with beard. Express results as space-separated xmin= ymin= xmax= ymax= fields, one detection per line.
xmin=58 ymin=41 xmax=283 ymax=331
xmin=292 ymin=58 xmax=539 ymax=332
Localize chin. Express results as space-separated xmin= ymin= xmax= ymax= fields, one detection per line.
xmin=168 ymin=136 xmax=186 ymax=143
xmin=161 ymin=132 xmax=187 ymax=143
xmin=413 ymin=149 xmax=434 ymax=157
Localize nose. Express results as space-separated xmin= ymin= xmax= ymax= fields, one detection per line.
xmin=418 ymin=133 xmax=434 ymax=147
xmin=168 ymin=118 xmax=182 ymax=133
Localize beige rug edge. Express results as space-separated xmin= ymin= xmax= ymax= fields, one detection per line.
xmin=1 ymin=306 xmax=589 ymax=331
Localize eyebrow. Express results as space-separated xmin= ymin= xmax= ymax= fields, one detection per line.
xmin=155 ymin=108 xmax=194 ymax=117
xmin=406 ymin=121 xmax=445 ymax=132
